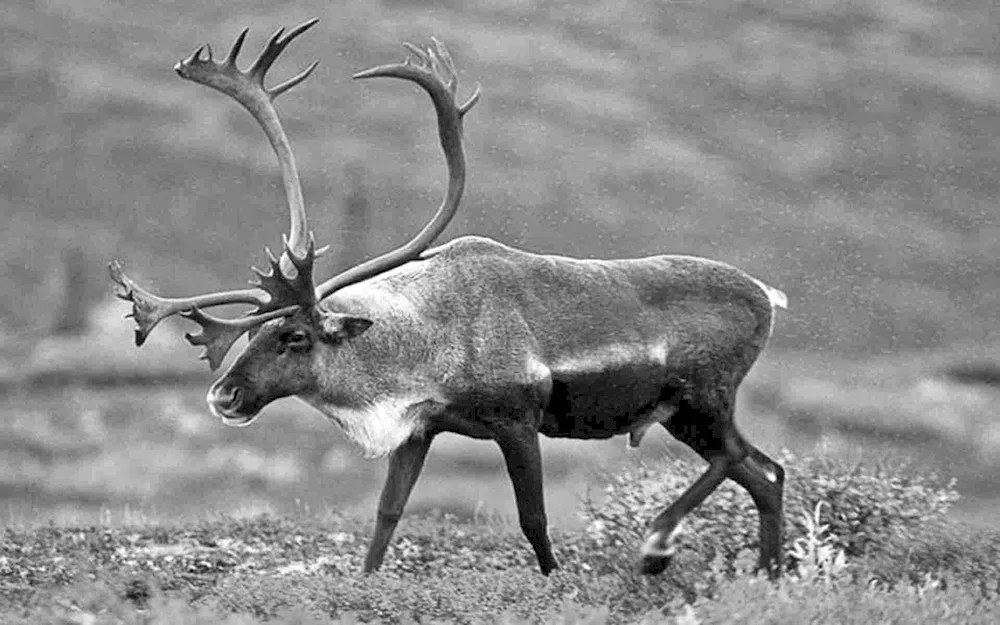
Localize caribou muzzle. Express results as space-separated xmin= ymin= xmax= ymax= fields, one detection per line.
xmin=207 ymin=379 xmax=257 ymax=426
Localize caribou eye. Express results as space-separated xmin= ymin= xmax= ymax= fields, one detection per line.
xmin=282 ymin=330 xmax=312 ymax=351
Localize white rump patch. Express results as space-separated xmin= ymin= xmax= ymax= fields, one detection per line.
xmin=750 ymin=277 xmax=788 ymax=310
xmin=301 ymin=395 xmax=423 ymax=459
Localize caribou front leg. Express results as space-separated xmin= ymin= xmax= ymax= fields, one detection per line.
xmin=494 ymin=419 xmax=559 ymax=575
xmin=363 ymin=434 xmax=435 ymax=572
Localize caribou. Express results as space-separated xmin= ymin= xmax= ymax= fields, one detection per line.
xmin=109 ymin=20 xmax=788 ymax=578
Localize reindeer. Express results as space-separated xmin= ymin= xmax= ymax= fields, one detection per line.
xmin=109 ymin=20 xmax=788 ymax=578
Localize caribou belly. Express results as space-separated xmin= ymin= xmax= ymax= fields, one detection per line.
xmin=537 ymin=343 xmax=672 ymax=441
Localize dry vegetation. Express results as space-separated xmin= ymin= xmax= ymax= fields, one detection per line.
xmin=1 ymin=454 xmax=997 ymax=623
xmin=2 ymin=0 xmax=999 ymax=621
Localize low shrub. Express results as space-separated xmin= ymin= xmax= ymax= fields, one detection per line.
xmin=3 ymin=451 xmax=996 ymax=624
xmin=576 ymin=450 xmax=960 ymax=587
xmin=858 ymin=518 xmax=1000 ymax=594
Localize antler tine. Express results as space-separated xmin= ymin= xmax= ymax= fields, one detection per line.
xmin=428 ymin=39 xmax=481 ymax=115
xmin=223 ymin=28 xmax=249 ymax=67
xmin=250 ymin=233 xmax=318 ymax=307
xmin=431 ymin=38 xmax=458 ymax=89
xmin=183 ymin=305 xmax=299 ymax=371
xmin=247 ymin=26 xmax=286 ymax=79
xmin=183 ymin=45 xmax=209 ymax=65
xmin=401 ymin=42 xmax=430 ymax=68
xmin=108 ymin=260 xmax=267 ymax=346
xmin=270 ymin=60 xmax=320 ymax=99
xmin=248 ymin=20 xmax=320 ymax=92
xmin=355 ymin=41 xmax=481 ymax=118
xmin=315 ymin=39 xmax=479 ymax=300
xmin=174 ymin=19 xmax=320 ymax=267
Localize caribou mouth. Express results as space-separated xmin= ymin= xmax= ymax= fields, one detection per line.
xmin=207 ymin=386 xmax=258 ymax=426
xmin=220 ymin=414 xmax=256 ymax=427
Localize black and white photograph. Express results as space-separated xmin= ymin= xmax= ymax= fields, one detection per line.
xmin=2 ymin=0 xmax=997 ymax=622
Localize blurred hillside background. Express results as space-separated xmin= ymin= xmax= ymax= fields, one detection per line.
xmin=1 ymin=0 xmax=998 ymax=529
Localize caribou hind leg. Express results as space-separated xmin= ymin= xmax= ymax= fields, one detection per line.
xmin=638 ymin=381 xmax=753 ymax=575
xmin=638 ymin=449 xmax=734 ymax=574
xmin=725 ymin=446 xmax=785 ymax=578
xmin=640 ymin=378 xmax=784 ymax=577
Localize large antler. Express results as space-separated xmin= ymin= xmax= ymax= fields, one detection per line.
xmin=110 ymin=29 xmax=477 ymax=369
xmin=174 ymin=19 xmax=319 ymax=261
xmin=314 ymin=38 xmax=480 ymax=300
xmin=108 ymin=20 xmax=322 ymax=370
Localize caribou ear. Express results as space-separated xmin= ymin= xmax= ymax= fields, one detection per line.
xmin=317 ymin=311 xmax=373 ymax=342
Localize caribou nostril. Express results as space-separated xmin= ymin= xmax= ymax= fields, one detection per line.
xmin=215 ymin=385 xmax=240 ymax=408
xmin=209 ymin=384 xmax=242 ymax=410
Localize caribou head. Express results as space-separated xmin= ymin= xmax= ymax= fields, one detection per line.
xmin=109 ymin=20 xmax=479 ymax=426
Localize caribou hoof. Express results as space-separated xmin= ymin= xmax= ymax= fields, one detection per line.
xmin=638 ymin=527 xmax=680 ymax=575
